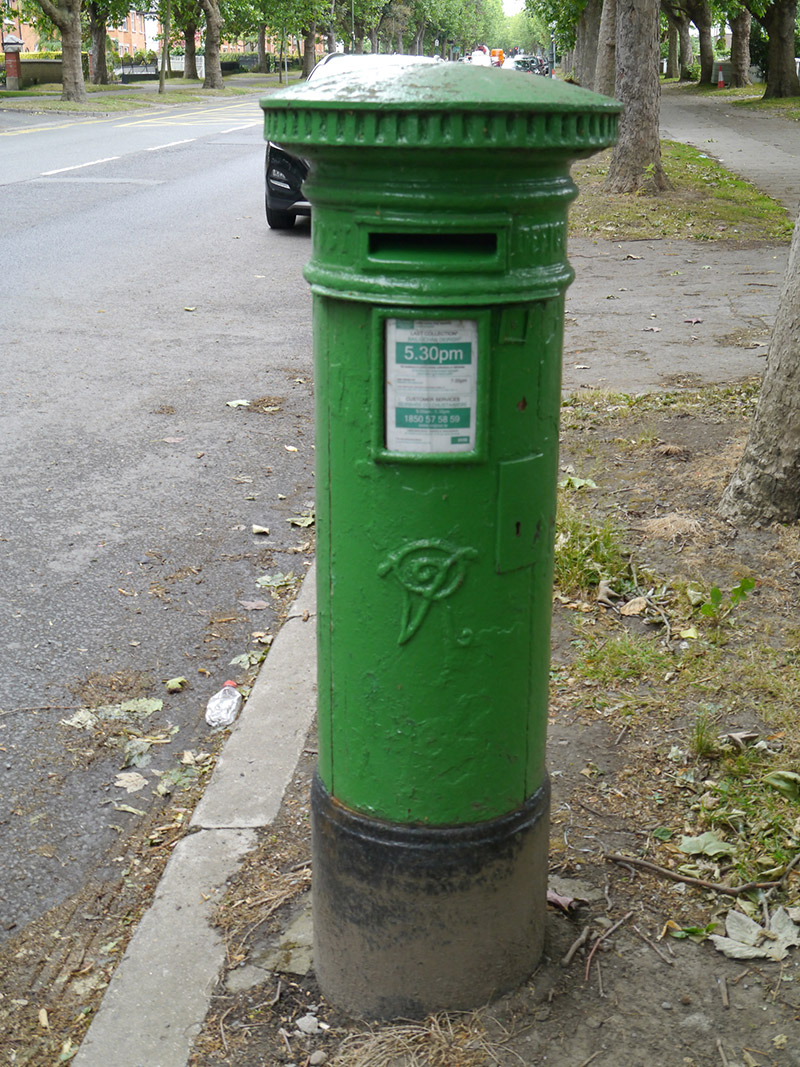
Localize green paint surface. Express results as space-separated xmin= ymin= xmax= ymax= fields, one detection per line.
xmin=263 ymin=65 xmax=619 ymax=825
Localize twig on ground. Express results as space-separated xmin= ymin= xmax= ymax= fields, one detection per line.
xmin=585 ymin=911 xmax=634 ymax=982
xmin=596 ymin=957 xmax=605 ymax=997
xmin=716 ymin=1037 xmax=730 ymax=1067
xmin=579 ymin=1052 xmax=603 ymax=1067
xmin=0 ymin=704 xmax=84 ymax=715
xmin=219 ymin=1005 xmax=235 ymax=1053
xmin=562 ymin=925 xmax=592 ymax=966
xmin=279 ymin=1028 xmax=293 ymax=1056
xmin=763 ymin=851 xmax=800 ymax=901
xmin=717 ymin=975 xmax=729 ymax=1009
xmin=606 ymin=853 xmax=784 ymax=897
xmin=632 ymin=924 xmax=674 ymax=966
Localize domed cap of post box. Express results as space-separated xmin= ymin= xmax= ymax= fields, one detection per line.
xmin=261 ymin=62 xmax=620 ymax=156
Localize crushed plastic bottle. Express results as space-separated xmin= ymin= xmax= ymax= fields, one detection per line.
xmin=205 ymin=680 xmax=243 ymax=728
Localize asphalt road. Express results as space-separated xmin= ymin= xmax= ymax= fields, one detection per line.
xmin=0 ymin=93 xmax=317 ymax=942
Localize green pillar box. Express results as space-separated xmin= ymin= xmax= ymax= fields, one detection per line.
xmin=261 ymin=64 xmax=619 ymax=1019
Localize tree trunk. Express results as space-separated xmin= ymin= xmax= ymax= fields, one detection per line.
xmin=573 ymin=0 xmax=602 ymax=87
xmin=37 ymin=0 xmax=87 ymax=102
xmin=200 ymin=0 xmax=224 ymax=88
xmin=159 ymin=0 xmax=172 ymax=94
xmin=604 ymin=0 xmax=669 ymax=193
xmin=594 ymin=0 xmax=617 ymax=96
xmin=88 ymin=3 xmax=109 ymax=85
xmin=302 ymin=25 xmax=316 ymax=77
xmin=666 ymin=20 xmax=678 ymax=78
xmin=412 ymin=25 xmax=425 ymax=55
xmin=678 ymin=15 xmax=693 ymax=78
xmin=718 ymin=211 xmax=800 ymax=523
xmin=729 ymin=9 xmax=752 ymax=87
xmin=257 ymin=25 xmax=267 ymax=72
xmin=184 ymin=22 xmax=199 ymax=79
xmin=759 ymin=0 xmax=800 ymax=98
xmin=686 ymin=0 xmax=714 ymax=84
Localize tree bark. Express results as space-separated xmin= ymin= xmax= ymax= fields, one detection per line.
xmin=573 ymin=0 xmax=603 ymax=87
xmin=36 ymin=0 xmax=87 ymax=102
xmin=301 ymin=24 xmax=316 ymax=77
xmin=159 ymin=0 xmax=172 ymax=94
xmin=678 ymin=14 xmax=693 ymax=78
xmin=666 ymin=20 xmax=678 ymax=78
xmin=604 ymin=0 xmax=669 ymax=194
xmin=183 ymin=22 xmax=199 ymax=80
xmin=719 ymin=212 xmax=800 ymax=523
xmin=257 ymin=25 xmax=267 ymax=72
xmin=759 ymin=0 xmax=800 ymax=98
xmin=594 ymin=0 xmax=617 ymax=96
xmin=685 ymin=0 xmax=714 ymax=84
xmin=661 ymin=3 xmax=694 ymax=79
xmin=88 ymin=3 xmax=109 ymax=85
xmin=729 ymin=9 xmax=751 ymax=87
xmin=200 ymin=0 xmax=224 ymax=88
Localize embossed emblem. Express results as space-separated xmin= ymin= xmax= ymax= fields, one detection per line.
xmin=378 ymin=539 xmax=478 ymax=645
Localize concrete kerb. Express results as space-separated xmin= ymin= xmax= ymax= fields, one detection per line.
xmin=72 ymin=563 xmax=318 ymax=1067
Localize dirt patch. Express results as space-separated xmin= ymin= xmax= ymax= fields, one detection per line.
xmin=183 ymin=388 xmax=800 ymax=1067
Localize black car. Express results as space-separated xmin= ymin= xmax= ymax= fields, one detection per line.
xmin=264 ymin=53 xmax=441 ymax=230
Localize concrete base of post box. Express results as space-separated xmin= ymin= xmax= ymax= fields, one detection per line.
xmin=311 ymin=773 xmax=550 ymax=1019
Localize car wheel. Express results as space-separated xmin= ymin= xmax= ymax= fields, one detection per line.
xmin=266 ymin=204 xmax=296 ymax=230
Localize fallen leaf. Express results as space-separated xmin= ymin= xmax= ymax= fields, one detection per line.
xmin=252 ymin=524 xmax=270 ymax=535
xmin=184 ymin=306 xmax=197 ymax=312
xmin=546 ymin=889 xmax=577 ymax=912
xmin=680 ymin=627 xmax=699 ymax=640
xmin=115 ymin=771 xmax=148 ymax=793
xmin=558 ymin=475 xmax=597 ymax=490
xmin=38 ymin=1008 xmax=49 ymax=1029
xmin=288 ymin=511 xmax=315 ymax=528
xmin=763 ymin=770 xmax=800 ymax=799
xmin=165 ymin=677 xmax=188 ymax=693
xmin=113 ymin=803 xmax=146 ymax=816
xmin=239 ymin=599 xmax=269 ymax=611
xmin=620 ymin=596 xmax=647 ymax=616
xmin=710 ymin=908 xmax=800 ymax=962
xmin=684 ymin=318 xmax=703 ymax=325
xmin=226 ymin=399 xmax=250 ymax=408
xmin=596 ymin=579 xmax=619 ymax=607
xmin=773 ymin=1035 xmax=788 ymax=1050
xmin=679 ymin=831 xmax=736 ymax=858
xmin=285 ymin=445 xmax=299 ymax=452
xmin=162 ymin=437 xmax=185 ymax=444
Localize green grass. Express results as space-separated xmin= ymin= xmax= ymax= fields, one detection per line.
xmin=561 ymin=380 xmax=762 ymax=429
xmin=572 ymin=631 xmax=674 ymax=685
xmin=0 ymin=74 xmax=291 ymax=112
xmin=570 ymin=140 xmax=793 ymax=243
xmin=554 ymin=495 xmax=631 ymax=594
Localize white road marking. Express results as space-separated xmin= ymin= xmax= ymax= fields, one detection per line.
xmin=219 ymin=123 xmax=260 ymax=134
xmin=40 ymin=156 xmax=120 ymax=175
xmin=145 ymin=138 xmax=196 ymax=151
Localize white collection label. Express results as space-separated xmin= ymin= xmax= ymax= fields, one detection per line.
xmin=385 ymin=318 xmax=479 ymax=454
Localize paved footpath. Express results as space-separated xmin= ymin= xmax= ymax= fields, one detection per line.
xmin=659 ymin=84 xmax=800 ymax=216
xmin=71 ymin=88 xmax=798 ymax=1067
